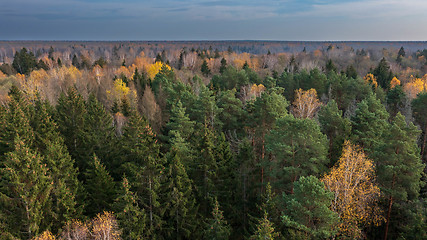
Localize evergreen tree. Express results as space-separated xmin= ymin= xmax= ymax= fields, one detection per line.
xmin=81 ymin=94 xmax=117 ymax=171
xmin=325 ymin=59 xmax=337 ymax=74
xmin=12 ymin=48 xmax=38 ymax=74
xmin=282 ymin=176 xmax=339 ymax=239
xmin=55 ymin=88 xmax=87 ymax=173
xmin=217 ymin=89 xmax=245 ymax=135
xmin=250 ymin=211 xmax=279 ymax=240
xmin=204 ymin=198 xmax=231 ymax=240
xmin=201 ymin=59 xmax=211 ymax=76
xmin=351 ymin=94 xmax=390 ymax=155
xmin=0 ymin=90 xmax=34 ymax=155
xmin=165 ymin=100 xmax=195 ymax=142
xmin=162 ymin=131 xmax=198 ymax=239
xmin=84 ymin=155 xmax=116 ymax=217
xmin=318 ymin=100 xmax=351 ymax=164
xmin=386 ymin=85 xmax=406 ymax=118
xmin=411 ymin=92 xmax=427 ymax=160
xmin=121 ymin=111 xmax=164 ymax=237
xmin=115 ymin=177 xmax=147 ymax=240
xmin=219 ymin=58 xmax=227 ymax=74
xmin=71 ymin=54 xmax=80 ymax=68
xmin=373 ymin=58 xmax=393 ymax=89
xmin=0 ymin=137 xmax=52 ymax=239
xmin=375 ymin=113 xmax=425 ymax=239
xmin=266 ymin=114 xmax=329 ymax=193
xmin=345 ymin=65 xmax=358 ymax=79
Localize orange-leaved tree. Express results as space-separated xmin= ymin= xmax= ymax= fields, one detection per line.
xmin=322 ymin=141 xmax=383 ymax=238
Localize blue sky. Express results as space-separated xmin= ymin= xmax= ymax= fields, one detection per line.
xmin=1 ymin=0 xmax=426 ymax=40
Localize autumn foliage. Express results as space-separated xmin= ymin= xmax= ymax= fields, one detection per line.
xmin=292 ymin=88 xmax=322 ymax=119
xmin=322 ymin=141 xmax=383 ymax=238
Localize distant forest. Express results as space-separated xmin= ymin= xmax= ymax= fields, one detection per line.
xmin=0 ymin=41 xmax=426 ymax=239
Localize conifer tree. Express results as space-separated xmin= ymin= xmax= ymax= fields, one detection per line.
xmin=121 ymin=111 xmax=165 ymax=237
xmin=165 ymin=100 xmax=195 ymax=142
xmin=0 ymin=137 xmax=52 ymax=239
xmin=115 ymin=177 xmax=147 ymax=240
xmin=0 ymin=87 xmax=34 ymax=155
xmin=219 ymin=58 xmax=227 ymax=74
xmin=266 ymin=114 xmax=328 ymax=193
xmin=375 ymin=113 xmax=425 ymax=240
xmin=163 ymin=131 xmax=198 ymax=239
xmin=282 ymin=176 xmax=338 ymax=239
xmin=351 ymin=94 xmax=390 ymax=155
xmin=250 ymin=211 xmax=279 ymax=240
xmin=84 ymin=155 xmax=116 ymax=217
xmin=318 ymin=100 xmax=351 ymax=164
xmin=204 ymin=198 xmax=231 ymax=240
xmin=55 ymin=88 xmax=87 ymax=173
xmin=201 ymin=59 xmax=211 ymax=76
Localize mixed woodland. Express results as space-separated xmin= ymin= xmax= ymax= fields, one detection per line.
xmin=0 ymin=42 xmax=426 ymax=239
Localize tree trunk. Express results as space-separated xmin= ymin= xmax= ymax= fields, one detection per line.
xmin=384 ymin=196 xmax=393 ymax=240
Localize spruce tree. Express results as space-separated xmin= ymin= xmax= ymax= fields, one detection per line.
xmin=115 ymin=177 xmax=147 ymax=240
xmin=165 ymin=100 xmax=195 ymax=143
xmin=250 ymin=211 xmax=279 ymax=240
xmin=121 ymin=111 xmax=165 ymax=237
xmin=163 ymin=131 xmax=198 ymax=239
xmin=84 ymin=155 xmax=116 ymax=217
xmin=0 ymin=137 xmax=52 ymax=239
xmin=55 ymin=88 xmax=87 ymax=173
xmin=204 ymin=198 xmax=231 ymax=240
xmin=219 ymin=58 xmax=227 ymax=74
xmin=201 ymin=59 xmax=211 ymax=76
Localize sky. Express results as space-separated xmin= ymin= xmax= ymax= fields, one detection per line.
xmin=1 ymin=0 xmax=427 ymax=41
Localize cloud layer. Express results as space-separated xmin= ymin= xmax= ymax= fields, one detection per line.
xmin=1 ymin=0 xmax=426 ymax=40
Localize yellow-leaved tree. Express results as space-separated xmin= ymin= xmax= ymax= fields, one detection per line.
xmin=390 ymin=77 xmax=400 ymax=89
xmin=364 ymin=73 xmax=378 ymax=88
xmin=322 ymin=141 xmax=383 ymax=238
xmin=147 ymin=61 xmax=171 ymax=79
xmin=292 ymin=88 xmax=322 ymax=119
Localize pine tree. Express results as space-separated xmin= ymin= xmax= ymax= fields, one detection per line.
xmin=115 ymin=177 xmax=147 ymax=240
xmin=375 ymin=113 xmax=425 ymax=240
xmin=282 ymin=176 xmax=339 ymax=239
xmin=162 ymin=131 xmax=198 ymax=239
xmin=204 ymin=198 xmax=231 ymax=240
xmin=84 ymin=155 xmax=116 ymax=217
xmin=0 ymin=137 xmax=52 ymax=239
xmin=266 ymin=114 xmax=328 ymax=193
xmin=351 ymin=94 xmax=390 ymax=155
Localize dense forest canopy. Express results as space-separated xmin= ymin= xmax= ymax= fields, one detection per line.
xmin=0 ymin=42 xmax=426 ymax=239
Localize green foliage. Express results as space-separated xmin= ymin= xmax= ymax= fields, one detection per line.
xmin=266 ymin=114 xmax=329 ymax=192
xmin=84 ymin=155 xmax=116 ymax=217
xmin=386 ymin=85 xmax=406 ymax=118
xmin=204 ymin=198 xmax=231 ymax=240
xmin=115 ymin=177 xmax=147 ymax=240
xmin=12 ymin=48 xmax=38 ymax=75
xmin=201 ymin=59 xmax=211 ymax=76
xmin=373 ymin=57 xmax=394 ymax=89
xmin=0 ymin=137 xmax=52 ymax=239
xmin=318 ymin=100 xmax=351 ymax=164
xmin=282 ymin=176 xmax=339 ymax=239
xmin=250 ymin=211 xmax=279 ymax=240
xmin=351 ymin=93 xmax=390 ymax=154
